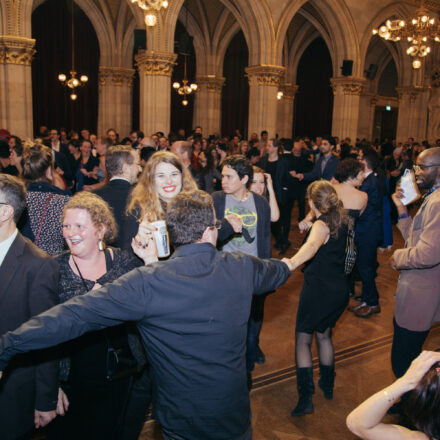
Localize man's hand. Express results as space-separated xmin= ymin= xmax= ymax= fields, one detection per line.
xmin=56 ymin=388 xmax=69 ymax=416
xmin=225 ymin=214 xmax=242 ymax=233
xmin=290 ymin=171 xmax=304 ymax=180
xmin=391 ymin=186 xmax=405 ymax=210
xmin=34 ymin=409 xmax=57 ymax=429
xmin=0 ymin=371 xmax=2 ymax=380
xmin=55 ymin=166 xmax=64 ymax=176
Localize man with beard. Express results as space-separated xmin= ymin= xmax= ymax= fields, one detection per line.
xmin=390 ymin=147 xmax=440 ymax=383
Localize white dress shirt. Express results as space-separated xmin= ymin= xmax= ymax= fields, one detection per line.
xmin=0 ymin=228 xmax=18 ymax=267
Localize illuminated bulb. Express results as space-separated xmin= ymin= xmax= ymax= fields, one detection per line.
xmin=182 ymin=99 xmax=188 ymax=106
xmin=386 ymin=20 xmax=391 ymax=27
xmin=423 ymin=36 xmax=427 ymax=41
xmin=412 ymin=18 xmax=417 ymax=24
xmin=408 ymin=36 xmax=413 ymax=41
xmin=145 ymin=13 xmax=157 ymax=26
xmin=427 ymin=47 xmax=431 ymax=53
xmin=173 ymin=82 xmax=180 ymax=89
xmin=422 ymin=15 xmax=428 ymax=23
xmin=190 ymin=84 xmax=198 ymax=90
xmin=372 ymin=29 xmax=378 ymax=35
xmin=413 ymin=59 xmax=422 ymax=69
xmin=70 ymin=93 xmax=78 ymax=100
xmin=430 ymin=18 xmax=435 ymax=24
xmin=399 ymin=20 xmax=405 ymax=27
xmin=58 ymin=73 xmax=66 ymax=82
xmin=80 ymin=75 xmax=88 ymax=82
xmin=73 ymin=78 xmax=80 ymax=87
xmin=162 ymin=0 xmax=168 ymax=7
xmin=396 ymin=37 xmax=401 ymax=41
xmin=435 ymin=36 xmax=440 ymax=41
xmin=380 ymin=25 xmax=387 ymax=33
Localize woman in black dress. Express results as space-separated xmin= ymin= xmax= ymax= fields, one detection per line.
xmin=282 ymin=180 xmax=348 ymax=417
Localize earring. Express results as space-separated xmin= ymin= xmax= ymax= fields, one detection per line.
xmin=98 ymin=239 xmax=105 ymax=251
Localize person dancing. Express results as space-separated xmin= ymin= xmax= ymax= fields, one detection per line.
xmin=282 ymin=180 xmax=349 ymax=416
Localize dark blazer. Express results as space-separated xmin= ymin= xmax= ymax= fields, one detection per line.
xmin=94 ymin=178 xmax=133 ymax=249
xmin=303 ymin=154 xmax=339 ymax=182
xmin=0 ymin=233 xmax=59 ymax=439
xmin=257 ymin=154 xmax=291 ymax=204
xmin=355 ymin=172 xmax=383 ymax=241
xmin=54 ymin=150 xmax=74 ymax=184
xmin=0 ymin=242 xmax=290 ymax=440
xmin=212 ymin=191 xmax=271 ymax=259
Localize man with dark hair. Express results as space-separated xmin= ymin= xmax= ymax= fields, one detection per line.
xmin=292 ymin=135 xmax=339 ymax=183
xmin=0 ymin=189 xmax=291 ymax=440
xmin=107 ymin=128 xmax=118 ymax=145
xmin=0 ymin=174 xmax=59 ymax=439
xmin=171 ymin=140 xmax=197 ymax=179
xmin=0 ymin=141 xmax=17 ymax=175
xmin=93 ymin=145 xmax=141 ymax=249
xmin=46 ymin=129 xmax=73 ymax=184
xmin=349 ymin=148 xmax=383 ymax=318
xmin=213 ymin=155 xmax=273 ymax=381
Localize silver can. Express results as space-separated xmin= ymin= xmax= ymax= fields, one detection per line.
xmin=151 ymin=220 xmax=170 ymax=258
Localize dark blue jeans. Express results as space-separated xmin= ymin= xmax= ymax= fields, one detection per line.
xmin=246 ymin=294 xmax=266 ymax=372
xmin=355 ymin=235 xmax=380 ymax=306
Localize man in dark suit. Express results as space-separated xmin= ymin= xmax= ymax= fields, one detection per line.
xmin=93 ymin=145 xmax=141 ymax=249
xmin=349 ymin=148 xmax=383 ymax=318
xmin=0 ymin=174 xmax=59 ymax=439
xmin=291 ymin=135 xmax=339 ymax=183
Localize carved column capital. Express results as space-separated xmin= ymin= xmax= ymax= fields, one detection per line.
xmin=99 ymin=66 xmax=135 ymax=87
xmin=396 ymin=85 xmax=425 ymax=103
xmin=279 ymin=83 xmax=299 ymax=100
xmin=196 ymin=75 xmax=225 ymax=92
xmin=135 ymin=50 xmax=177 ymax=77
xmin=0 ymin=36 xmax=35 ymax=65
xmin=330 ymin=76 xmax=367 ymax=96
xmin=245 ymin=65 xmax=286 ymax=87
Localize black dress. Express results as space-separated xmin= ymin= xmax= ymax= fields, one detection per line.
xmin=296 ymin=219 xmax=349 ymax=334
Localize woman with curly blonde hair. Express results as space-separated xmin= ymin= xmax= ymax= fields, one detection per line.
xmin=124 ymin=151 xmax=197 ymax=247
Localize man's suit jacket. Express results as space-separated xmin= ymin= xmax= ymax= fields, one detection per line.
xmin=94 ymin=178 xmax=133 ymax=249
xmin=394 ymin=189 xmax=440 ymax=331
xmin=0 ymin=233 xmax=59 ymax=439
xmin=355 ymin=172 xmax=383 ymax=242
xmin=302 ymin=154 xmax=339 ymax=182
xmin=257 ymin=155 xmax=291 ymax=204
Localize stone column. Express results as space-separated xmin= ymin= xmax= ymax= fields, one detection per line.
xmin=135 ymin=50 xmax=177 ymax=136
xmin=0 ymin=36 xmax=35 ymax=137
xmin=276 ymin=84 xmax=298 ymax=138
xmin=192 ymin=75 xmax=225 ymax=136
xmin=98 ymin=66 xmax=135 ymax=137
xmin=330 ymin=76 xmax=367 ymax=141
xmin=357 ymin=93 xmax=377 ymax=141
xmin=396 ymin=86 xmax=428 ymax=143
xmin=245 ymin=65 xmax=285 ymax=138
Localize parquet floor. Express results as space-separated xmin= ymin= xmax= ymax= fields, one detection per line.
xmin=141 ymin=214 xmax=440 ymax=439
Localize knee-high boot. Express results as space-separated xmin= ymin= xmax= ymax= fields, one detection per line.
xmin=291 ymin=367 xmax=314 ymax=416
xmin=318 ymin=363 xmax=335 ymax=400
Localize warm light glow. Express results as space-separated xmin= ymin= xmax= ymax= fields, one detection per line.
xmin=190 ymin=84 xmax=198 ymax=90
xmin=58 ymin=73 xmax=66 ymax=82
xmin=413 ymin=59 xmax=422 ymax=69
xmin=182 ymin=99 xmax=188 ymax=106
xmin=412 ymin=18 xmax=417 ymax=25
xmin=372 ymin=29 xmax=378 ymax=35
xmin=162 ymin=0 xmax=168 ymax=7
xmin=70 ymin=93 xmax=78 ymax=100
xmin=145 ymin=13 xmax=157 ymax=27
xmin=173 ymin=82 xmax=180 ymax=89
xmin=422 ymin=15 xmax=428 ymax=23
xmin=399 ymin=20 xmax=405 ymax=27
xmin=80 ymin=75 xmax=88 ymax=82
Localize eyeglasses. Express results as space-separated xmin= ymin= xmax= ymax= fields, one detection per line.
xmin=413 ymin=163 xmax=440 ymax=172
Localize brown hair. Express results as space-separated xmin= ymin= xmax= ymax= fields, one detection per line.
xmin=307 ymin=180 xmax=346 ymax=236
xmin=63 ymin=192 xmax=117 ymax=244
xmin=21 ymin=142 xmax=53 ymax=182
xmin=405 ymin=361 xmax=440 ymax=439
xmin=126 ymin=151 xmax=197 ymax=221
xmin=251 ymin=166 xmax=268 ymax=199
xmin=105 ymin=145 xmax=134 ymax=178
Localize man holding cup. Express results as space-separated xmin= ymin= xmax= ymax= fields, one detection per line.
xmin=390 ymin=147 xmax=440 ymax=384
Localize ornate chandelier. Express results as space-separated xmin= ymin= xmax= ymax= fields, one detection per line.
xmin=172 ymin=55 xmax=197 ymax=106
xmin=372 ymin=0 xmax=440 ymax=69
xmin=58 ymin=0 xmax=88 ymax=100
xmin=131 ymin=0 xmax=169 ymax=27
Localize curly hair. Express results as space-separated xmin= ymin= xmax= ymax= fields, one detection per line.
xmin=21 ymin=142 xmax=53 ymax=182
xmin=221 ymin=155 xmax=253 ymax=189
xmin=307 ymin=180 xmax=346 ymax=236
xmin=63 ymin=192 xmax=117 ymax=244
xmin=405 ymin=361 xmax=440 ymax=439
xmin=335 ymin=158 xmax=365 ymax=183
xmin=126 ymin=151 xmax=197 ymax=222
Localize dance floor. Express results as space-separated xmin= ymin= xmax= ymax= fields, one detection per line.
xmin=141 ymin=217 xmax=440 ymax=439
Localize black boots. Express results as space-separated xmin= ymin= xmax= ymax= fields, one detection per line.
xmin=318 ymin=363 xmax=335 ymax=400
xmin=291 ymin=367 xmax=314 ymax=416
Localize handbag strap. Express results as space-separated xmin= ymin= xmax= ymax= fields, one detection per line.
xmin=35 ymin=193 xmax=56 ymax=246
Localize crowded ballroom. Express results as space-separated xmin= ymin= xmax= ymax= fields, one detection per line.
xmin=1 ymin=0 xmax=440 ymax=439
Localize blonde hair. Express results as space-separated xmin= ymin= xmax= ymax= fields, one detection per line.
xmin=127 ymin=151 xmax=197 ymax=221
xmin=63 ymin=192 xmax=117 ymax=244
xmin=307 ymin=180 xmax=346 ymax=236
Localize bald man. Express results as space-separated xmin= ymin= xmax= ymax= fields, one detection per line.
xmin=390 ymin=147 xmax=440 ymax=383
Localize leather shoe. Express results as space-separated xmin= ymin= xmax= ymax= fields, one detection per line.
xmin=348 ymin=302 xmax=366 ymax=312
xmin=354 ymin=304 xmax=381 ymax=318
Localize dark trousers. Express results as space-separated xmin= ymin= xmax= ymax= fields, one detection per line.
xmin=355 ymin=235 xmax=380 ymax=306
xmin=119 ymin=367 xmax=152 ymax=440
xmin=391 ymin=318 xmax=430 ymax=378
xmin=246 ymin=294 xmax=266 ymax=371
xmin=278 ymin=197 xmax=294 ymax=245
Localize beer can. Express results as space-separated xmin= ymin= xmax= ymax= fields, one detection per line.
xmin=151 ymin=220 xmax=170 ymax=258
